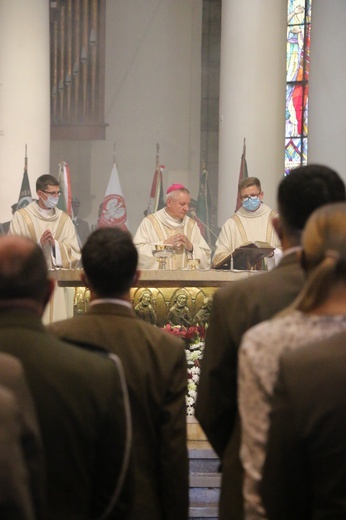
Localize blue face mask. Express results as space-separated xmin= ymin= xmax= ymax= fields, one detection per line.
xmin=242 ymin=197 xmax=261 ymax=212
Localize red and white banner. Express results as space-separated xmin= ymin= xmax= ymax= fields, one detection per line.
xmin=98 ymin=163 xmax=128 ymax=230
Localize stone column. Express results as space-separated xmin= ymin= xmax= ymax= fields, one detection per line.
xmin=0 ymin=0 xmax=50 ymax=222
xmin=218 ymin=0 xmax=287 ymax=225
xmin=308 ymin=0 xmax=346 ymax=184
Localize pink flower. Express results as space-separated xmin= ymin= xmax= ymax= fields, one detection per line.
xmin=162 ymin=324 xmax=206 ymax=343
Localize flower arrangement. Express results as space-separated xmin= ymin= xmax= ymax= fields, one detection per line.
xmin=163 ymin=324 xmax=206 ymax=415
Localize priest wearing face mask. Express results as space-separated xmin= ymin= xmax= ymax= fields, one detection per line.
xmin=9 ymin=175 xmax=81 ymax=324
xmin=9 ymin=174 xmax=81 ymax=270
xmin=212 ymin=177 xmax=281 ymax=270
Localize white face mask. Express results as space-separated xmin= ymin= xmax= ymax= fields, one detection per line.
xmin=43 ymin=193 xmax=59 ymax=209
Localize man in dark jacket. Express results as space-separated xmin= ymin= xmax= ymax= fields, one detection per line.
xmin=49 ymin=226 xmax=189 ymax=520
xmin=0 ymin=235 xmax=133 ymax=520
xmin=196 ymin=164 xmax=346 ymax=519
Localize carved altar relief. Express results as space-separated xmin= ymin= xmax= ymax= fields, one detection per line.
xmin=130 ymin=286 xmax=215 ymax=328
xmin=134 ymin=290 xmax=157 ymax=325
xmin=168 ymin=290 xmax=192 ymax=327
xmin=73 ymin=284 xmax=215 ymax=325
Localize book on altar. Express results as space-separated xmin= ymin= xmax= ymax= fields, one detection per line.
xmin=213 ymin=241 xmax=275 ymax=270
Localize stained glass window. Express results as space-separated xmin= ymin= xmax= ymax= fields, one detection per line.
xmin=285 ymin=0 xmax=312 ymax=175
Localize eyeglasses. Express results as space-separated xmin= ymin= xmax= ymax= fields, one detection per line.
xmin=240 ymin=192 xmax=261 ymax=202
xmin=41 ymin=190 xmax=62 ymax=197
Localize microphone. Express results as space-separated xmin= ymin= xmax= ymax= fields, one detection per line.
xmin=194 ymin=216 xmax=220 ymax=243
xmin=189 ymin=211 xmax=230 ymax=247
xmin=189 ymin=212 xmax=232 ymax=264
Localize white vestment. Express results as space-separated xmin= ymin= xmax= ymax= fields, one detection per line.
xmin=212 ymin=203 xmax=282 ymax=269
xmin=133 ymin=208 xmax=211 ymax=270
xmin=9 ymin=202 xmax=81 ymax=324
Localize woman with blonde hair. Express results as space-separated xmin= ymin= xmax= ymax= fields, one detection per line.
xmin=289 ymin=202 xmax=346 ymax=314
xmin=237 ymin=202 xmax=346 ymax=519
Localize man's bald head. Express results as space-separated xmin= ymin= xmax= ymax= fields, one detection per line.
xmin=0 ymin=236 xmax=51 ymax=304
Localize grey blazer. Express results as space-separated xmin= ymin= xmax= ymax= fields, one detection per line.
xmin=196 ymin=252 xmax=306 ymax=520
xmin=49 ymin=302 xmax=189 ymax=520
xmin=0 ymin=353 xmax=45 ymax=519
xmin=0 ymin=350 xmax=46 ymax=520
xmin=0 ymin=312 xmax=133 ymax=520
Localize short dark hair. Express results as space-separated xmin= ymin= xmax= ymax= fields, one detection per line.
xmin=278 ymin=164 xmax=346 ymax=231
xmin=81 ymin=227 xmax=138 ymax=297
xmin=0 ymin=238 xmax=49 ymax=302
xmin=36 ymin=174 xmax=59 ymax=192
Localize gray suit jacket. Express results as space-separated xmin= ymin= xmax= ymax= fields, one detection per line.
xmin=49 ymin=302 xmax=189 ymax=520
xmin=0 ymin=311 xmax=133 ymax=520
xmin=0 ymin=353 xmax=44 ymax=520
xmin=261 ymin=332 xmax=346 ymax=520
xmin=0 ymin=384 xmax=34 ymax=520
xmin=195 ymin=252 xmax=306 ymax=520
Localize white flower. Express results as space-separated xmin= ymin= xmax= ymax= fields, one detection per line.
xmin=186 ymin=405 xmax=194 ymax=416
xmin=183 ymin=336 xmax=205 ymax=414
xmin=187 ymin=391 xmax=196 ymax=399
xmin=190 ymin=341 xmax=204 ymax=350
xmin=189 ymin=351 xmax=201 ymax=362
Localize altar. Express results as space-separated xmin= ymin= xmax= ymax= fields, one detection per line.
xmin=50 ymin=268 xmax=259 ymax=327
xmin=50 ymin=267 xmax=259 ymax=415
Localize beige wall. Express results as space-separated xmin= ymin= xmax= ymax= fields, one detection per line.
xmin=0 ymin=0 xmax=50 ymax=222
xmin=218 ymin=0 xmax=287 ymax=226
xmin=50 ymin=0 xmax=203 ymax=234
xmin=308 ymin=0 xmax=346 ymax=187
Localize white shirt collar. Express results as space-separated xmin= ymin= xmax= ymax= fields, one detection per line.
xmin=90 ymin=298 xmax=132 ymax=309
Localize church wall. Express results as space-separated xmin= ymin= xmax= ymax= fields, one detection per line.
xmin=308 ymin=0 xmax=346 ymax=186
xmin=217 ymin=0 xmax=287 ymax=227
xmin=3 ymin=2 xmax=346 ymax=232
xmin=0 ymin=0 xmax=50 ymax=222
xmin=50 ymin=0 xmax=203 ymax=234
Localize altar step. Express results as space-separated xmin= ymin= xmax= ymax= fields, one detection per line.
xmin=188 ymin=417 xmax=221 ymax=520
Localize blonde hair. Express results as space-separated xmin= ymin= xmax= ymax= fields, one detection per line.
xmin=238 ymin=176 xmax=261 ymax=193
xmin=291 ymin=202 xmax=346 ymax=313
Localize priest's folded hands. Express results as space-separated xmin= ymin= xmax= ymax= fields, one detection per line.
xmin=164 ymin=234 xmax=193 ymax=253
